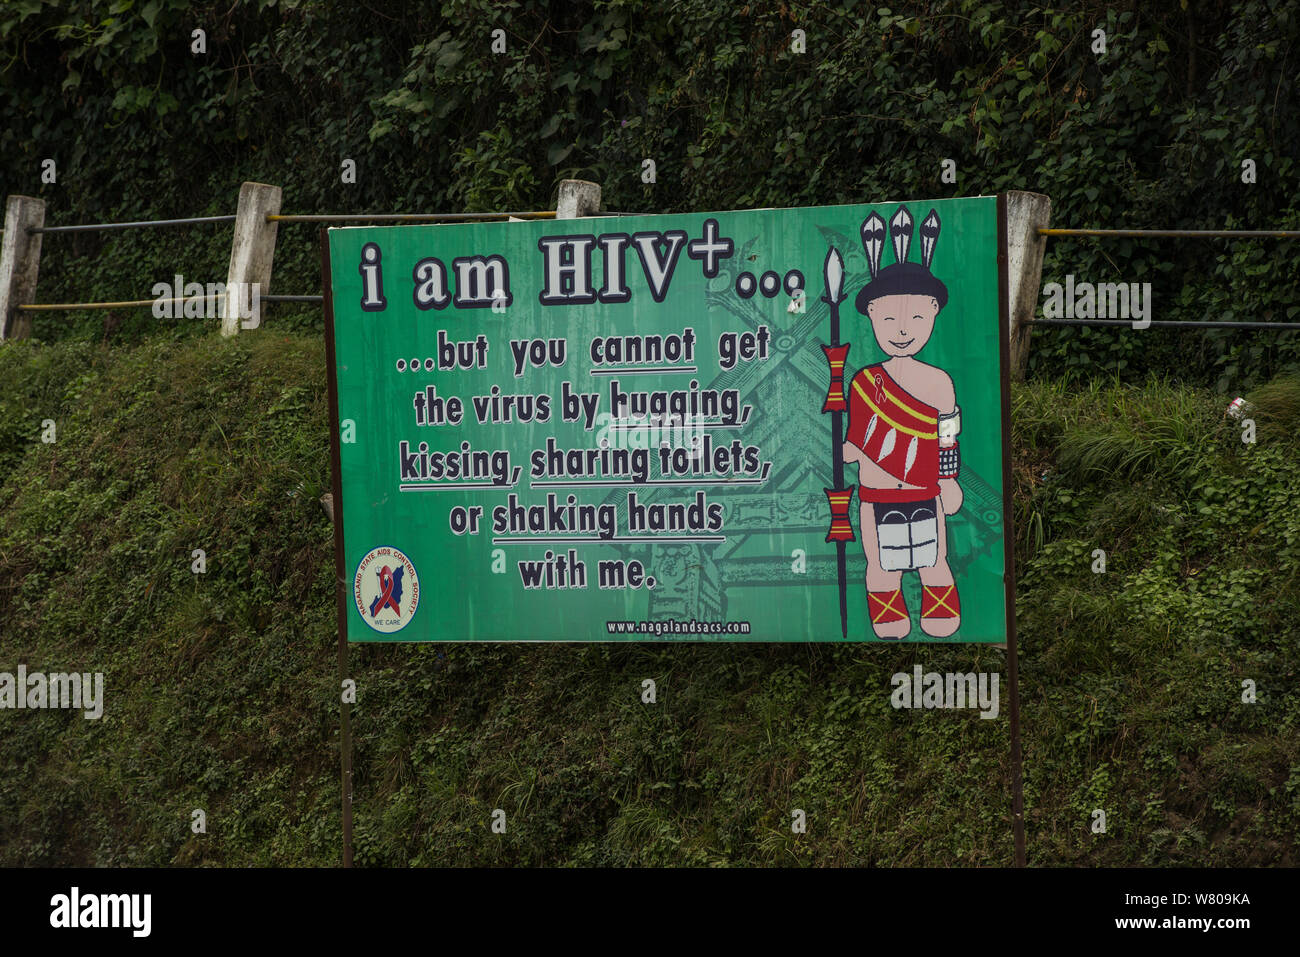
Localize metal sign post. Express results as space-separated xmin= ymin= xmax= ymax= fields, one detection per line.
xmin=320 ymin=228 xmax=353 ymax=868
xmin=998 ymin=194 xmax=1028 ymax=867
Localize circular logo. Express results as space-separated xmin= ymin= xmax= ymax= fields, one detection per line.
xmin=353 ymin=546 xmax=420 ymax=634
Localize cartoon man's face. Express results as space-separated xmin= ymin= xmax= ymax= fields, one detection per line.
xmin=865 ymin=294 xmax=940 ymax=357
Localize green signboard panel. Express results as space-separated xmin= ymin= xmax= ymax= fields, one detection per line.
xmin=325 ymin=197 xmax=1011 ymax=642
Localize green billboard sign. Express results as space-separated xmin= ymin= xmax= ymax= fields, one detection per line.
xmin=324 ymin=197 xmax=1013 ymax=642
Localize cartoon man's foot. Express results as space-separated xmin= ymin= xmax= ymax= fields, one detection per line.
xmin=920 ymin=583 xmax=960 ymax=637
xmin=868 ymin=588 xmax=910 ymax=640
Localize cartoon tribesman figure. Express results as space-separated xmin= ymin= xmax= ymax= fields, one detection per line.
xmin=842 ymin=206 xmax=963 ymax=639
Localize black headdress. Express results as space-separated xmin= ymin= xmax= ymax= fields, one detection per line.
xmin=854 ymin=206 xmax=948 ymax=313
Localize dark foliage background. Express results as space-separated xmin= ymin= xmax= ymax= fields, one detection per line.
xmin=0 ymin=0 xmax=1297 ymax=388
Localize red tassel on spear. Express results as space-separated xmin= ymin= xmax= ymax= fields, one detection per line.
xmin=820 ymin=247 xmax=853 ymax=639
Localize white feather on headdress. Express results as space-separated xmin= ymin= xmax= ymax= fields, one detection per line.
xmin=861 ymin=213 xmax=886 ymax=279
xmin=919 ymin=209 xmax=941 ymax=270
xmin=890 ymin=206 xmax=914 ymax=265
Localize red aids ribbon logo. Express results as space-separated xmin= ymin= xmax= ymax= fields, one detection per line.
xmin=873 ymin=372 xmax=885 ymax=405
xmin=354 ymin=547 xmax=421 ymax=634
xmin=368 ymin=565 xmax=402 ymax=618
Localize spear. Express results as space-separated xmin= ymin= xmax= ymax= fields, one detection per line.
xmin=820 ymin=247 xmax=853 ymax=639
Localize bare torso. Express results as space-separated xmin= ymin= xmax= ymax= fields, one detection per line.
xmin=880 ymin=356 xmax=954 ymax=416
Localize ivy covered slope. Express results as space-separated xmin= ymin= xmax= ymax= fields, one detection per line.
xmin=0 ymin=335 xmax=1296 ymax=865
xmin=2 ymin=1 xmax=1299 ymax=387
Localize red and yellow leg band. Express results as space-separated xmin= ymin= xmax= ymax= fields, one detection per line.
xmin=921 ymin=584 xmax=960 ymax=619
xmin=868 ymin=588 xmax=908 ymax=625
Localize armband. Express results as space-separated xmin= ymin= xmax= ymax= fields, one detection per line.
xmin=937 ymin=406 xmax=961 ymax=478
xmin=937 ymin=406 xmax=961 ymax=442
xmin=938 ymin=440 xmax=960 ymax=479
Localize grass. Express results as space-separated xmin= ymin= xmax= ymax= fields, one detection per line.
xmin=0 ymin=336 xmax=1298 ymax=866
xmin=1247 ymin=375 xmax=1300 ymax=449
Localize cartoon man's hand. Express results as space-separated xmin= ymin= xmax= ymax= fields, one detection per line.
xmin=841 ymin=440 xmax=863 ymax=466
xmin=939 ymin=478 xmax=963 ymax=514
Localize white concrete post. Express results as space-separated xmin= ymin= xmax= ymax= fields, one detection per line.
xmin=555 ymin=180 xmax=602 ymax=219
xmin=223 ymin=181 xmax=282 ymax=336
xmin=1004 ymin=191 xmax=1052 ymax=381
xmin=0 ymin=196 xmax=46 ymax=341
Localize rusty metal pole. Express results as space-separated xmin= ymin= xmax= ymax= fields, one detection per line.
xmin=998 ymin=194 xmax=1028 ymax=867
xmin=319 ymin=227 xmax=353 ymax=868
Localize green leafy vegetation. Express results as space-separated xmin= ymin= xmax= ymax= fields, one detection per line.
xmin=0 ymin=337 xmax=1295 ymax=865
xmin=1 ymin=1 xmax=1297 ymax=385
